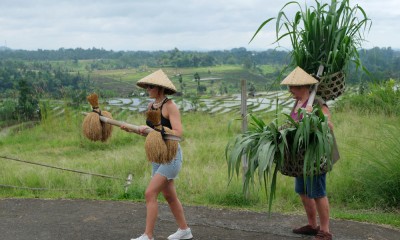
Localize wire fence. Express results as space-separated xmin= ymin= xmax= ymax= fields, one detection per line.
xmin=0 ymin=155 xmax=132 ymax=193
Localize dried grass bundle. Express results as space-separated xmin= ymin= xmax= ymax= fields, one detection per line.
xmin=87 ymin=93 xmax=99 ymax=108
xmin=145 ymin=131 xmax=168 ymax=164
xmin=100 ymin=111 xmax=113 ymax=141
xmin=164 ymin=127 xmax=179 ymax=161
xmin=82 ymin=112 xmax=103 ymax=141
xmin=146 ymin=108 xmax=161 ymax=127
xmin=144 ymin=108 xmax=178 ymax=163
xmin=82 ymin=93 xmax=113 ymax=142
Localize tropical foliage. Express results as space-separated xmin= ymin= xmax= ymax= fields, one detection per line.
xmin=226 ymin=0 xmax=371 ymax=210
xmin=336 ymin=78 xmax=400 ymax=116
xmin=354 ymin=126 xmax=400 ymax=208
xmin=251 ymin=0 xmax=371 ymax=75
xmin=226 ymin=107 xmax=334 ymax=210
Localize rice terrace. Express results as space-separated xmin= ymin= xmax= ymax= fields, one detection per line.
xmin=1 ymin=0 xmax=400 ymax=238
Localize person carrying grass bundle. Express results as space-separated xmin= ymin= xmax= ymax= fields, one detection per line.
xmin=281 ymin=67 xmax=339 ymax=240
xmin=121 ymin=69 xmax=193 ymax=240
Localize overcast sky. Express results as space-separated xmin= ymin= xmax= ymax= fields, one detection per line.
xmin=1 ymin=0 xmax=399 ymax=51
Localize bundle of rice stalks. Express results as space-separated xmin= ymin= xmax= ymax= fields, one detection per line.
xmin=82 ymin=112 xmax=102 ymax=141
xmin=82 ymin=93 xmax=113 ymax=142
xmin=146 ymin=108 xmax=161 ymax=127
xmin=100 ymin=111 xmax=113 ymax=141
xmin=144 ymin=108 xmax=178 ymax=164
xmin=145 ymin=131 xmax=169 ymax=164
xmin=164 ymin=127 xmax=178 ymax=161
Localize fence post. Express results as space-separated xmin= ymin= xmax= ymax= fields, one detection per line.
xmin=241 ymin=80 xmax=248 ymax=190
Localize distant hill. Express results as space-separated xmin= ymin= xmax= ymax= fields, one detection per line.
xmin=0 ymin=46 xmax=399 ymax=86
xmin=0 ymin=46 xmax=11 ymax=51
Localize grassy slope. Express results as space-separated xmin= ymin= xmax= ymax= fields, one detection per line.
xmin=85 ymin=65 xmax=276 ymax=97
xmin=0 ymin=104 xmax=399 ymax=228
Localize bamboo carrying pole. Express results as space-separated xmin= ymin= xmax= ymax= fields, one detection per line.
xmin=81 ymin=112 xmax=181 ymax=141
xmin=306 ymin=65 xmax=324 ymax=108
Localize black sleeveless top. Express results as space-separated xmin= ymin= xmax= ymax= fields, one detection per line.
xmin=150 ymin=98 xmax=172 ymax=129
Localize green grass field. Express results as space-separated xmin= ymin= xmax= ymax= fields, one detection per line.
xmin=0 ymin=101 xmax=399 ymax=228
xmin=69 ymin=65 xmax=279 ymax=97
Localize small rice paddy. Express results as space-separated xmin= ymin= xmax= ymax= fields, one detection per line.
xmin=106 ymin=91 xmax=297 ymax=114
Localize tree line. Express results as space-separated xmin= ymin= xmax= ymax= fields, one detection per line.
xmin=0 ymin=46 xmax=399 ymax=123
xmin=0 ymin=47 xmax=288 ymax=68
xmin=0 ymin=60 xmax=92 ymax=123
xmin=1 ymin=46 xmax=398 ymax=80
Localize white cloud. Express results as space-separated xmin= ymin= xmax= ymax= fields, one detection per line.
xmin=0 ymin=0 xmax=398 ymax=51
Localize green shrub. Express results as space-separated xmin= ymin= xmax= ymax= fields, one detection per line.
xmin=0 ymin=99 xmax=17 ymax=121
xmin=352 ymin=126 xmax=400 ymax=208
xmin=251 ymin=0 xmax=371 ymax=75
xmin=226 ymin=107 xmax=333 ymax=211
xmin=336 ymin=79 xmax=400 ymax=116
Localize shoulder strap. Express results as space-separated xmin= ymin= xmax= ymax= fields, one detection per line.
xmin=160 ymin=98 xmax=170 ymax=110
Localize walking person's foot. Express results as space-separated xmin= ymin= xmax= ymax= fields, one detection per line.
xmin=131 ymin=233 xmax=154 ymax=240
xmin=312 ymin=230 xmax=333 ymax=240
xmin=292 ymin=224 xmax=320 ymax=235
xmin=167 ymin=228 xmax=193 ymax=240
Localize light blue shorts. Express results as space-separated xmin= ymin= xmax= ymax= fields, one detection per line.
xmin=295 ymin=173 xmax=327 ymax=198
xmin=151 ymin=145 xmax=182 ymax=180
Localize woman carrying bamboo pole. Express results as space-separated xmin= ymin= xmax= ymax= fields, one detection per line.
xmin=122 ymin=69 xmax=193 ymax=240
xmin=281 ymin=67 xmax=335 ymax=240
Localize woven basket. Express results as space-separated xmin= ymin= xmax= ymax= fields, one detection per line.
xmin=317 ymin=71 xmax=345 ymax=101
xmin=278 ymin=148 xmax=332 ymax=177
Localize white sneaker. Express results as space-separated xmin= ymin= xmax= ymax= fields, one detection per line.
xmin=131 ymin=233 xmax=154 ymax=240
xmin=167 ymin=228 xmax=193 ymax=240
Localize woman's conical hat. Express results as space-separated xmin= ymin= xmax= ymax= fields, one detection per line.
xmin=137 ymin=69 xmax=177 ymax=94
xmin=280 ymin=66 xmax=318 ymax=86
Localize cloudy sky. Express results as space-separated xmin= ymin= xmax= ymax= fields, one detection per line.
xmin=1 ymin=0 xmax=399 ymax=51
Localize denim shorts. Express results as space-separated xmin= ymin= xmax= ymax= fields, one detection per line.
xmin=295 ymin=173 xmax=327 ymax=198
xmin=151 ymin=145 xmax=182 ymax=180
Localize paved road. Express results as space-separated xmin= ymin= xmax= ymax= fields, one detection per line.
xmin=1 ymin=198 xmax=399 ymax=240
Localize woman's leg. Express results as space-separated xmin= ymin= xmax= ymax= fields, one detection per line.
xmin=162 ymin=179 xmax=188 ymax=229
xmin=296 ymin=177 xmax=318 ymax=228
xmin=144 ymin=173 xmax=169 ymax=238
xmin=299 ymin=194 xmax=318 ymax=228
xmin=315 ymin=196 xmax=330 ymax=232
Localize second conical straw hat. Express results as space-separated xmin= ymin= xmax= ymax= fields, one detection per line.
xmin=137 ymin=69 xmax=177 ymax=94
xmin=280 ymin=66 xmax=318 ymax=86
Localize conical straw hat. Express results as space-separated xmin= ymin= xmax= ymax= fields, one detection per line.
xmin=280 ymin=66 xmax=318 ymax=86
xmin=137 ymin=69 xmax=177 ymax=94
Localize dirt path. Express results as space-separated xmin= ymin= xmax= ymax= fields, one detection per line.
xmin=1 ymin=198 xmax=399 ymax=240
xmin=0 ymin=121 xmax=37 ymax=138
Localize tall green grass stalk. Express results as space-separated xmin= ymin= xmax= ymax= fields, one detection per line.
xmin=251 ymin=0 xmax=371 ymax=75
xmin=352 ymin=126 xmax=400 ymax=208
xmin=336 ymin=79 xmax=400 ymax=116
